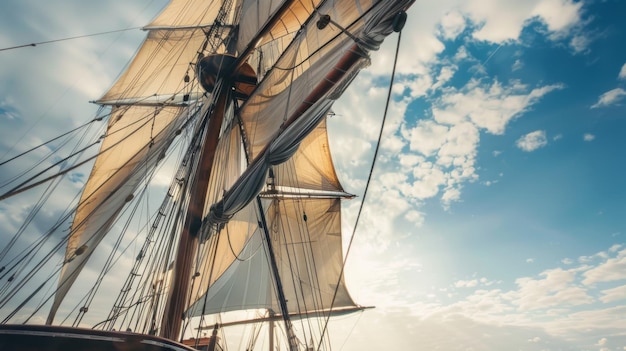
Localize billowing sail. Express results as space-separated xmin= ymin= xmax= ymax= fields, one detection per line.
xmin=47 ymin=105 xmax=190 ymax=323
xmin=97 ymin=29 xmax=210 ymax=105
xmin=145 ymin=0 xmax=227 ymax=29
xmin=186 ymin=197 xmax=354 ymax=316
xmin=186 ymin=120 xmax=354 ymax=316
xmin=47 ymin=0 xmax=229 ymax=322
xmin=237 ymin=0 xmax=319 ymax=55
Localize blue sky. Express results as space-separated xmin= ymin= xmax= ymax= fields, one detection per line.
xmin=1 ymin=0 xmax=626 ymax=350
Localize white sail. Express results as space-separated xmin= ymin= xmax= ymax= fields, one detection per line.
xmin=48 ymin=105 xmax=192 ymax=323
xmin=187 ymin=197 xmax=354 ymax=316
xmin=186 ymin=119 xmax=353 ymax=316
xmin=237 ymin=0 xmax=319 ymax=55
xmin=48 ymin=0 xmax=230 ymax=323
xmin=97 ymin=29 xmax=211 ymax=105
xmin=145 ymin=0 xmax=230 ymax=29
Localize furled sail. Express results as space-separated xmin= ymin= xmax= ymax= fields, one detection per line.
xmin=207 ymin=0 xmax=412 ymax=223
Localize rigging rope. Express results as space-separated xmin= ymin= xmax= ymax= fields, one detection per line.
xmin=317 ymin=29 xmax=404 ymax=351
xmin=0 ymin=27 xmax=142 ymax=52
xmin=0 ymin=116 xmax=105 ymax=167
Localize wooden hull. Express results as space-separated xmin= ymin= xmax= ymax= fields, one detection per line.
xmin=0 ymin=324 xmax=197 ymax=351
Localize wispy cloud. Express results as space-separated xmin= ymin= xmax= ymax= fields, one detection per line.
xmin=583 ymin=133 xmax=595 ymax=141
xmin=366 ymin=245 xmax=626 ymax=347
xmin=516 ymin=130 xmax=548 ymax=152
xmin=582 ymin=248 xmax=626 ymax=285
xmin=619 ymin=63 xmax=626 ymax=80
xmin=455 ymin=279 xmax=479 ymax=288
xmin=599 ymin=284 xmax=626 ymax=303
xmin=591 ymin=88 xmax=626 ymax=109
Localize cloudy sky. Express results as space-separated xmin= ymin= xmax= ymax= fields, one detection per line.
xmin=1 ymin=0 xmax=626 ymax=350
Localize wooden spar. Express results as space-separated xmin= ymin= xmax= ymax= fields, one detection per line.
xmin=159 ymin=81 xmax=231 ymax=340
xmin=256 ymin=197 xmax=298 ymax=351
xmin=196 ymin=306 xmax=373 ymax=329
xmin=269 ymin=310 xmax=275 ymax=351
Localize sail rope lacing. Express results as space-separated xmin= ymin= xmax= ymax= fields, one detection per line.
xmin=317 ymin=29 xmax=404 ymax=351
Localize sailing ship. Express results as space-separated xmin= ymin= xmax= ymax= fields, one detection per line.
xmin=0 ymin=0 xmax=413 ymax=350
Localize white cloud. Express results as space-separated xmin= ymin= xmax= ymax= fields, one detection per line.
xmin=600 ymin=284 xmax=626 ymax=303
xmin=591 ymin=88 xmax=626 ymax=109
xmin=392 ymin=77 xmax=561 ymax=210
xmin=583 ymin=133 xmax=595 ymax=141
xmin=431 ymin=65 xmax=457 ymax=91
xmin=619 ymin=63 xmax=626 ymax=80
xmin=569 ymin=34 xmax=591 ymax=53
xmin=583 ymin=254 xmax=626 ymax=285
xmin=513 ymin=267 xmax=594 ymax=311
xmin=344 ymin=244 xmax=626 ymax=349
xmin=516 ymin=130 xmax=548 ymax=152
xmin=596 ymin=337 xmax=607 ymax=346
xmin=404 ymin=120 xmax=449 ymax=156
xmin=433 ymin=80 xmax=562 ymax=135
xmin=609 ymin=244 xmax=622 ymax=253
xmin=561 ymin=258 xmax=573 ymax=265
xmin=512 ymin=59 xmax=524 ymax=71
xmin=439 ymin=11 xmax=466 ymax=40
xmin=455 ymin=279 xmax=479 ymax=288
xmin=526 ymin=258 xmax=535 ymax=263
xmin=532 ymin=0 xmax=583 ymax=32
xmin=462 ymin=0 xmax=584 ymax=45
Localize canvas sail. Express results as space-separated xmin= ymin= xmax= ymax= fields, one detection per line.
xmin=185 ymin=119 xmax=354 ymax=316
xmin=47 ymin=104 xmax=191 ymax=323
xmin=46 ymin=0 xmax=231 ymax=323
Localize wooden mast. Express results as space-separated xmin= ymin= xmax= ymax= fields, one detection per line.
xmin=160 ymin=80 xmax=232 ymax=340
xmin=159 ymin=0 xmax=302 ymax=341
